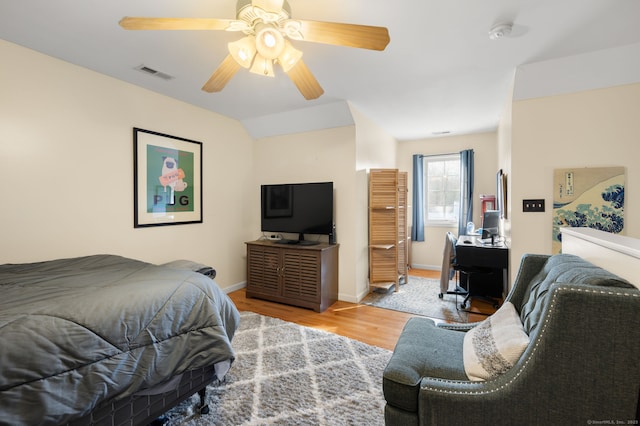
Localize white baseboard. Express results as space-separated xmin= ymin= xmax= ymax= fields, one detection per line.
xmin=223 ymin=281 xmax=246 ymax=294
xmin=339 ymin=292 xmax=361 ymax=304
xmin=410 ymin=264 xmax=440 ymax=271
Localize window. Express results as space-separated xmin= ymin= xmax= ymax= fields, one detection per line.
xmin=424 ymin=154 xmax=460 ymax=225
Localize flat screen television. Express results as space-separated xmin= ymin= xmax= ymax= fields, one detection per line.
xmin=261 ymin=181 xmax=334 ymax=244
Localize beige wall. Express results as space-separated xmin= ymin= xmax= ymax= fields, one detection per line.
xmin=251 ymin=126 xmax=361 ymax=301
xmin=251 ymin=106 xmax=399 ymax=303
xmin=351 ymin=105 xmax=397 ymax=171
xmin=397 ymin=132 xmax=499 ymax=269
xmin=352 ymin=105 xmax=398 ymax=301
xmin=497 ymin=76 xmax=515 ymax=284
xmin=510 ymin=82 xmax=640 ymax=277
xmin=0 ymin=40 xmax=255 ymax=289
xmin=497 ymin=76 xmax=514 ymax=241
xmin=0 ymin=41 xmax=399 ymax=303
xmin=5 ymin=39 xmax=639 ymax=302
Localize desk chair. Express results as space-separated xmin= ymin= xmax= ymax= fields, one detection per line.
xmin=440 ymin=232 xmax=499 ymax=312
xmin=438 ymin=232 xmax=467 ymax=299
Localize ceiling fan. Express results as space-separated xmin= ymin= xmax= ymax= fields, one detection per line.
xmin=119 ymin=0 xmax=390 ymax=100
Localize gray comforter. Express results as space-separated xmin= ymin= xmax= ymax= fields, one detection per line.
xmin=0 ymin=254 xmax=240 ymax=425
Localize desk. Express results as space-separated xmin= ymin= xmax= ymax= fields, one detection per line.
xmin=456 ymin=236 xmax=509 ymax=299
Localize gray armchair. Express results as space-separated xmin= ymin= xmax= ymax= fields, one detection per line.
xmin=383 ymin=253 xmax=640 ymax=425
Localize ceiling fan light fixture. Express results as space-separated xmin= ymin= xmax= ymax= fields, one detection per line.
xmin=283 ymin=20 xmax=303 ymax=40
xmin=236 ymin=0 xmax=290 ymax=27
xmin=255 ymin=23 xmax=285 ymax=59
xmin=120 ymin=0 xmax=388 ymax=100
xmin=278 ymin=40 xmax=302 ymax=72
xmin=250 ymin=54 xmax=275 ymax=77
xmin=228 ymin=36 xmax=257 ymax=68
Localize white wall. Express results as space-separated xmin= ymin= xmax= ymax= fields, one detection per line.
xmin=397 ymin=132 xmax=499 ymax=269
xmin=0 ymin=40 xmax=255 ymax=289
xmin=510 ymin=82 xmax=640 ymax=276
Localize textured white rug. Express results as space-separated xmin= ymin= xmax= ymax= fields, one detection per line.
xmin=162 ymin=311 xmax=391 ymax=425
xmin=361 ymin=276 xmax=469 ymax=323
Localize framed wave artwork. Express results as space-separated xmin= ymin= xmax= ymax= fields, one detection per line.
xmin=552 ymin=166 xmax=624 ymax=254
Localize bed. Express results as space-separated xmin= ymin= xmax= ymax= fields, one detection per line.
xmin=0 ymin=254 xmax=240 ymax=425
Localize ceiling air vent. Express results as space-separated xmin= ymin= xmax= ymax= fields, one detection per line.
xmin=134 ymin=65 xmax=174 ymax=81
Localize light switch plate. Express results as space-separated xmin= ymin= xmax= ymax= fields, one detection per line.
xmin=523 ymin=199 xmax=545 ymax=212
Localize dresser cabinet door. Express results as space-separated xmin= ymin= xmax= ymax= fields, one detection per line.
xmin=281 ymin=249 xmax=320 ymax=303
xmin=247 ymin=245 xmax=281 ymax=296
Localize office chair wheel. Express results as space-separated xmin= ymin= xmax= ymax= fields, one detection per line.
xmin=438 ymin=293 xmax=443 ymax=299
xmin=460 ymin=302 xmax=467 ymax=309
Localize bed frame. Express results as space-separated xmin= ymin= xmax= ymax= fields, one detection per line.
xmin=66 ymin=365 xmax=215 ymax=426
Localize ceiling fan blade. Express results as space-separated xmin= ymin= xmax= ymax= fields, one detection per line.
xmin=252 ymin=0 xmax=284 ymax=13
xmin=296 ymin=20 xmax=390 ymax=51
xmin=119 ymin=17 xmax=234 ymax=31
xmin=201 ymin=55 xmax=241 ymax=93
xmin=285 ymin=59 xmax=324 ymax=100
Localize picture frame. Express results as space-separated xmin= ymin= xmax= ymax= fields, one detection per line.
xmin=133 ymin=127 xmax=202 ymax=228
xmin=496 ymin=169 xmax=507 ymax=219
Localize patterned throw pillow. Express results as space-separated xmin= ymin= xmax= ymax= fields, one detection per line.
xmin=463 ymin=301 xmax=530 ymax=381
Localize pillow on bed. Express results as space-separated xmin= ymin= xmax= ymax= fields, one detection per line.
xmin=162 ymin=260 xmax=216 ymax=279
xmin=463 ymin=301 xmax=529 ymax=381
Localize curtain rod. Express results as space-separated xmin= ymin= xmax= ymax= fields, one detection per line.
xmin=417 ymin=152 xmax=461 ymax=158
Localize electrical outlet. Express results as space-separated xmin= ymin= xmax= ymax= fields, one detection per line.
xmin=523 ymin=199 xmax=545 ymax=212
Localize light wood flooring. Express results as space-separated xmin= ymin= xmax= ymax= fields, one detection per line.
xmin=228 ymin=269 xmax=498 ymax=351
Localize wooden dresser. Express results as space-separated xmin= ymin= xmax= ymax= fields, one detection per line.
xmin=245 ymin=240 xmax=339 ymax=312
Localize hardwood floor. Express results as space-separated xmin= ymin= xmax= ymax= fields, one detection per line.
xmin=228 ymin=269 xmax=498 ymax=351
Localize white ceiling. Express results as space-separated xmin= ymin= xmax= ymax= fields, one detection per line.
xmin=2 ymin=0 xmax=640 ymax=140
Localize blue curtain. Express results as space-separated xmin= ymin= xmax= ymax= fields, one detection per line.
xmin=412 ymin=154 xmax=425 ymax=241
xmin=458 ymin=149 xmax=474 ymax=236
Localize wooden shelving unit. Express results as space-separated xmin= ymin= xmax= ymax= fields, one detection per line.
xmin=397 ymin=171 xmax=408 ymax=281
xmin=368 ymin=169 xmax=408 ymax=292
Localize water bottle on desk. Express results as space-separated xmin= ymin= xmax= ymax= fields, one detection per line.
xmin=466 ymin=222 xmax=475 ymax=235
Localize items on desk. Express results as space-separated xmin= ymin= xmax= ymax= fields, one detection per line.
xmin=466 ymin=221 xmax=475 ymax=235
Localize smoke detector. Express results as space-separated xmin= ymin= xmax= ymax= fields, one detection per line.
xmin=488 ymin=23 xmax=513 ymax=40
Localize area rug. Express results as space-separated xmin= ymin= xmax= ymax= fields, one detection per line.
xmin=361 ymin=276 xmax=468 ymax=323
xmin=162 ymin=311 xmax=391 ymax=425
